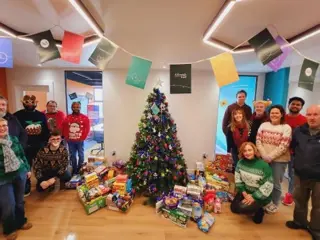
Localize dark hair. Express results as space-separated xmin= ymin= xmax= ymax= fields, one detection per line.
xmin=72 ymin=101 xmax=81 ymax=107
xmin=268 ymin=105 xmax=286 ymax=124
xmin=46 ymin=100 xmax=57 ymax=106
xmin=236 ymin=90 xmax=247 ymax=97
xmin=288 ymin=97 xmax=305 ymax=106
xmin=49 ymin=129 xmax=61 ymax=138
xmin=0 ymin=96 xmax=8 ymax=104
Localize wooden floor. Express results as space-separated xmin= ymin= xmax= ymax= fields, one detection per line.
xmin=2 ymin=187 xmax=311 ymax=240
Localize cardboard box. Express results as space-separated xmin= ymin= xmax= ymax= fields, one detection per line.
xmin=162 ymin=208 xmax=188 ymax=228
xmin=80 ymin=195 xmax=107 ymax=215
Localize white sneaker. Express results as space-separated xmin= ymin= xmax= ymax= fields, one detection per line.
xmin=264 ymin=202 xmax=278 ymax=214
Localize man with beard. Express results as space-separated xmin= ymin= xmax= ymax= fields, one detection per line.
xmin=282 ymin=97 xmax=307 ymax=206
xmin=62 ymin=102 xmax=90 ymax=175
xmin=14 ymin=95 xmax=50 ymax=196
xmin=0 ymin=96 xmax=27 ymax=147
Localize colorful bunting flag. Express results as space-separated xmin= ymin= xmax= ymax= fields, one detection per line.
xmin=69 ymin=92 xmax=78 ymax=100
xmin=151 ymin=103 xmax=160 ymax=115
xmin=89 ymin=38 xmax=118 ymax=70
xmin=298 ymin=58 xmax=319 ymax=91
xmin=0 ymin=38 xmax=13 ymax=68
xmin=126 ymin=56 xmax=152 ymax=89
xmin=210 ymin=52 xmax=239 ymax=87
xmin=170 ymin=64 xmax=192 ymax=94
xmin=248 ymin=28 xmax=282 ymax=65
xmin=61 ymin=31 xmax=84 ymax=64
xmin=31 ymin=30 xmax=60 ymax=63
xmin=267 ymin=36 xmax=292 ymax=72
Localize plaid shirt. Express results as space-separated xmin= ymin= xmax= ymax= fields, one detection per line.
xmin=0 ymin=136 xmax=30 ymax=182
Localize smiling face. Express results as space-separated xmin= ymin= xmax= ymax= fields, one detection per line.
xmin=0 ymin=119 xmax=8 ymax=138
xmin=255 ymin=102 xmax=266 ymax=116
xmin=72 ymin=102 xmax=81 ymax=114
xmin=243 ymin=144 xmax=255 ymax=160
xmin=270 ymin=108 xmax=283 ymax=125
xmin=233 ymin=111 xmax=244 ymax=123
xmin=47 ymin=101 xmax=57 ymax=114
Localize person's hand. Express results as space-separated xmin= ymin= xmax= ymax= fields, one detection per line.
xmin=264 ymin=156 xmax=272 ymax=163
xmin=27 ymin=172 xmax=31 ymax=179
xmin=242 ymin=191 xmax=248 ymax=198
xmin=242 ymin=195 xmax=255 ymax=205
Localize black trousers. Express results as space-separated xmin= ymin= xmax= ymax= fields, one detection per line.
xmin=231 ymin=192 xmax=262 ymax=215
xmin=24 ymin=145 xmax=42 ymax=194
xmin=36 ymin=169 xmax=71 ymax=192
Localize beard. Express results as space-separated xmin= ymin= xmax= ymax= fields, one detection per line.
xmin=23 ymin=104 xmax=37 ymax=111
xmin=289 ymin=108 xmax=300 ymax=114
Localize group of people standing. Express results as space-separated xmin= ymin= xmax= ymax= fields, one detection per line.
xmin=0 ymin=95 xmax=90 ymax=240
xmin=223 ymin=90 xmax=320 ymax=240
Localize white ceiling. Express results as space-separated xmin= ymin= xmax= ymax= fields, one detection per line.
xmin=0 ymin=0 xmax=320 ymax=72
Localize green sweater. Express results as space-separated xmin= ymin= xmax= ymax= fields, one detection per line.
xmin=0 ymin=136 xmax=30 ymax=182
xmin=235 ymin=157 xmax=273 ymax=206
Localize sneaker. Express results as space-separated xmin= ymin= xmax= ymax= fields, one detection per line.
xmin=264 ymin=202 xmax=278 ymax=214
xmin=286 ymin=221 xmax=308 ymax=230
xmin=6 ymin=232 xmax=17 ymax=240
xmin=253 ymin=208 xmax=265 ymax=224
xmin=282 ymin=193 xmax=294 ymax=206
xmin=20 ymin=222 xmax=33 ymax=230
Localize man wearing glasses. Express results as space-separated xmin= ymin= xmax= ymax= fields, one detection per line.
xmin=33 ymin=130 xmax=71 ymax=192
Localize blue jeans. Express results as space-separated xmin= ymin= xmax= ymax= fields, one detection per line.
xmin=271 ymin=162 xmax=288 ymax=206
xmin=68 ymin=141 xmax=84 ymax=175
xmin=288 ymin=156 xmax=295 ymax=194
xmin=0 ymin=171 xmax=27 ymax=235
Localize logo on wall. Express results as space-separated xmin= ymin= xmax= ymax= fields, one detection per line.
xmin=170 ymin=64 xmax=192 ymax=94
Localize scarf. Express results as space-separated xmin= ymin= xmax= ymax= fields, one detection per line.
xmin=232 ymin=123 xmax=249 ymax=148
xmin=0 ymin=136 xmax=21 ymax=173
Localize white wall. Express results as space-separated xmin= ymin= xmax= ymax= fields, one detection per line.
xmin=287 ymin=65 xmax=320 ymax=114
xmin=6 ymin=67 xmax=66 ymax=113
xmin=103 ymin=70 xmax=265 ymax=167
xmin=6 ymin=67 xmax=265 ymax=167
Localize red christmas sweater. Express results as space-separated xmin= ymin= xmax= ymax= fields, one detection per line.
xmin=43 ymin=110 xmax=66 ymax=132
xmin=62 ymin=113 xmax=90 ymax=141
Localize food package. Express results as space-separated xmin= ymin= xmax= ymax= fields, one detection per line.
xmin=197 ymin=212 xmax=215 ymax=233
xmin=113 ymin=182 xmax=127 ymax=196
xmin=203 ymin=192 xmax=215 ymax=213
xmin=191 ymin=201 xmax=203 ymax=222
xmin=187 ymin=184 xmax=202 ymax=199
xmin=177 ymin=199 xmax=193 ymax=217
xmin=173 ymin=185 xmax=187 ymax=198
xmin=163 ymin=195 xmax=179 ymax=209
xmin=162 ymin=208 xmax=188 ymax=228
xmin=116 ymin=174 xmax=128 ymax=183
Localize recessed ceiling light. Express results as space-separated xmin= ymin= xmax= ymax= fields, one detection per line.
xmin=37 ymin=64 xmax=42 ymax=67
xmin=162 ymin=65 xmax=166 ymax=69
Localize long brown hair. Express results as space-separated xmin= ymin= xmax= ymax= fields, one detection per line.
xmin=238 ymin=142 xmax=261 ymax=159
xmin=230 ymin=109 xmax=249 ymax=131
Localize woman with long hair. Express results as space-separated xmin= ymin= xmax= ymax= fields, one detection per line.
xmin=0 ymin=118 xmax=32 ymax=240
xmin=226 ymin=109 xmax=250 ymax=169
xmin=231 ymin=142 xmax=273 ymax=224
xmin=256 ymin=105 xmax=292 ymax=214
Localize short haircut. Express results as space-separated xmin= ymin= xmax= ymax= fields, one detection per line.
xmin=269 ymin=105 xmax=286 ymax=124
xmin=49 ymin=129 xmax=61 ymax=138
xmin=46 ymin=100 xmax=57 ymax=106
xmin=0 ymin=96 xmax=8 ymax=104
xmin=238 ymin=142 xmax=261 ymax=159
xmin=288 ymin=97 xmax=305 ymax=106
xmin=0 ymin=118 xmax=8 ymax=123
xmin=236 ymin=90 xmax=247 ymax=97
xmin=72 ymin=101 xmax=81 ymax=107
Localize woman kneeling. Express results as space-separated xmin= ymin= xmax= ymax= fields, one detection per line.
xmin=230 ymin=142 xmax=273 ymax=224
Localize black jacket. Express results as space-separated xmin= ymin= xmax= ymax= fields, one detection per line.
xmin=14 ymin=109 xmax=49 ymax=147
xmin=291 ymin=124 xmax=320 ymax=181
xmin=4 ymin=113 xmax=28 ymax=148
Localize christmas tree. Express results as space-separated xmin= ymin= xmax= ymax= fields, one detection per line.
xmin=126 ymin=88 xmax=188 ymax=204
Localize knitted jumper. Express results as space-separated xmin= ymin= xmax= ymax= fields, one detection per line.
xmin=235 ymin=158 xmax=273 ymax=206
xmin=33 ymin=145 xmax=69 ymax=179
xmin=256 ymin=122 xmax=292 ymax=162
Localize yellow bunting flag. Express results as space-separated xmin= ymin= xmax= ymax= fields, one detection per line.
xmin=210 ymin=52 xmax=239 ymax=87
